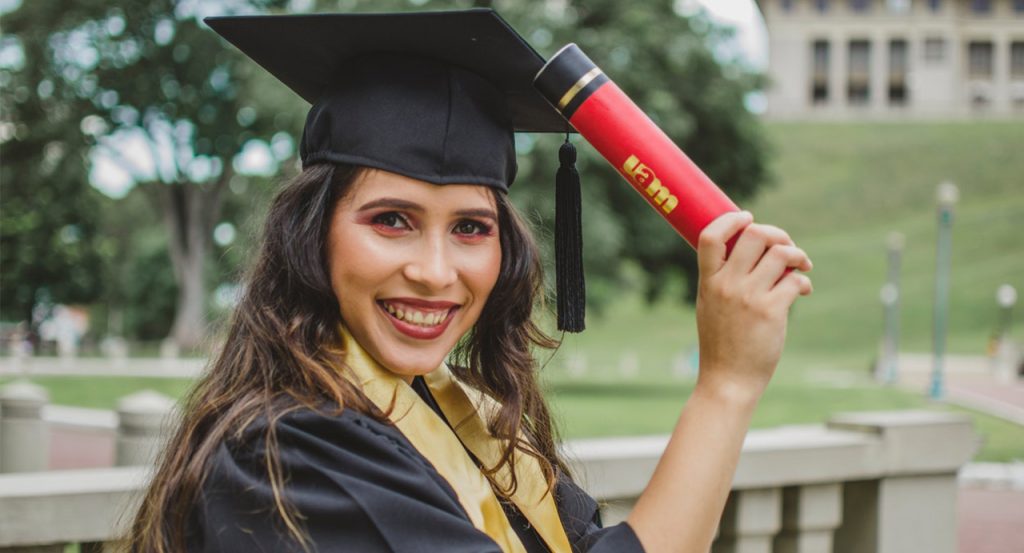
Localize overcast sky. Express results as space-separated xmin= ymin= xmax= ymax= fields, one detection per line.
xmin=693 ymin=0 xmax=769 ymax=69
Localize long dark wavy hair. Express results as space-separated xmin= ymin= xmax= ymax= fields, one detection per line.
xmin=125 ymin=163 xmax=567 ymax=552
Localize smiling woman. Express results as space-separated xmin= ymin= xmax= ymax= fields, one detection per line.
xmin=328 ymin=170 xmax=503 ymax=378
xmin=124 ymin=8 xmax=811 ymax=553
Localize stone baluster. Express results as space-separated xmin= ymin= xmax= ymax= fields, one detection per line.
xmin=116 ymin=390 xmax=175 ymax=466
xmin=711 ymin=487 xmax=781 ymax=553
xmin=829 ymin=411 xmax=977 ymax=553
xmin=0 ymin=380 xmax=50 ymax=473
xmin=773 ymin=483 xmax=843 ymax=553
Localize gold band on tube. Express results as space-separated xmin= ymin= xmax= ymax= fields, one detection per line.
xmin=556 ymin=67 xmax=604 ymax=111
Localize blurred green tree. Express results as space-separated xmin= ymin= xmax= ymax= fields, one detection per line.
xmin=0 ymin=2 xmax=107 ymax=328
xmin=2 ymin=0 xmax=302 ymax=349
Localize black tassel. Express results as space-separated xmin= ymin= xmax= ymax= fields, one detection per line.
xmin=555 ymin=135 xmax=585 ymax=332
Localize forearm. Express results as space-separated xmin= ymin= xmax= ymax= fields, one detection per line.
xmin=626 ymin=375 xmax=760 ymax=553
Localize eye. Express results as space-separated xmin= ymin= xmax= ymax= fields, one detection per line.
xmin=371 ymin=212 xmax=410 ymax=230
xmin=453 ymin=219 xmax=493 ymax=237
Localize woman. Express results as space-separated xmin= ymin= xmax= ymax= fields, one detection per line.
xmin=126 ymin=10 xmax=812 ymax=553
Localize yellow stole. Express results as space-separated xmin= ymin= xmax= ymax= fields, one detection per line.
xmin=336 ymin=326 xmax=571 ymax=553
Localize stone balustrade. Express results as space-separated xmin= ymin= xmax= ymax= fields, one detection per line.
xmin=0 ymin=380 xmax=979 ymax=552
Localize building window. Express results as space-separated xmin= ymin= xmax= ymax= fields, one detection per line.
xmin=968 ymin=41 xmax=994 ymax=78
xmin=924 ymin=37 xmax=946 ymax=63
xmin=1014 ymin=0 xmax=1024 ymax=13
xmin=848 ymin=40 xmax=871 ymax=104
xmin=887 ymin=0 xmax=912 ymax=13
xmin=1012 ymin=42 xmax=1024 ymax=78
xmin=811 ymin=40 xmax=831 ymax=103
xmin=889 ymin=39 xmax=909 ymax=104
xmin=781 ymin=0 xmax=795 ymax=11
xmin=970 ymin=0 xmax=991 ymax=13
xmin=816 ymin=0 xmax=830 ymax=13
xmin=849 ymin=0 xmax=871 ymax=12
xmin=927 ymin=0 xmax=941 ymax=11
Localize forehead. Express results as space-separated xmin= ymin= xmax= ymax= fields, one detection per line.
xmin=342 ymin=169 xmax=497 ymax=210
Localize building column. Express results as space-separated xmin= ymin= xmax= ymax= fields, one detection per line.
xmin=831 ymin=31 xmax=847 ymax=118
xmin=871 ymin=31 xmax=888 ymax=114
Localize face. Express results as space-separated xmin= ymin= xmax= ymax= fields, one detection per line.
xmin=327 ymin=169 xmax=502 ymax=381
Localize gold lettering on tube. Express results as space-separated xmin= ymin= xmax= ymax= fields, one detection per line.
xmin=622 ymin=154 xmax=678 ymax=214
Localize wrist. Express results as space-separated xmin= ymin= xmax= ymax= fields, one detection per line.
xmin=693 ymin=371 xmax=764 ymax=411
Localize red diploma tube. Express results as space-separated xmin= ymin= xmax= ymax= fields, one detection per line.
xmin=534 ymin=44 xmax=740 ymax=250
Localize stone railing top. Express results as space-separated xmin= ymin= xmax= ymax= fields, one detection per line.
xmin=567 ymin=410 xmax=979 ymax=498
xmin=42 ymin=405 xmax=118 ymax=430
xmin=0 ymin=467 xmax=148 ymax=547
xmin=0 ymin=466 xmax=149 ymax=498
xmin=827 ymin=409 xmax=972 ymax=428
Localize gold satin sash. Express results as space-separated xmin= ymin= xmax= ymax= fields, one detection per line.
xmin=336 ymin=326 xmax=571 ymax=553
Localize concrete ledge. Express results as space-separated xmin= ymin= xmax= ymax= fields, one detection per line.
xmin=43 ymin=405 xmax=117 ymax=430
xmin=828 ymin=410 xmax=980 ymax=475
xmin=567 ymin=411 xmax=979 ymax=499
xmin=0 ymin=467 xmax=148 ymax=546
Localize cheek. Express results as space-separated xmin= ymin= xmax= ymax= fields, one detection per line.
xmin=327 ymin=228 xmax=397 ymax=303
xmin=463 ymin=244 xmax=502 ymax=305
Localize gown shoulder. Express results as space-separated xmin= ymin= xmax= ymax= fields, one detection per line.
xmin=188 ymin=406 xmax=643 ymax=553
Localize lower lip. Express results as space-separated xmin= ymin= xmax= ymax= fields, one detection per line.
xmin=378 ymin=303 xmax=457 ymax=340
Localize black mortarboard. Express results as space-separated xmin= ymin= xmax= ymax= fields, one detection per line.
xmin=206 ymin=9 xmax=586 ymax=331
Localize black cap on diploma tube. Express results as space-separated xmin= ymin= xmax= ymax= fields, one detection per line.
xmin=534 ymin=44 xmax=610 ymax=120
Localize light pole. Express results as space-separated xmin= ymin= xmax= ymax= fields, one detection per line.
xmin=930 ymin=182 xmax=958 ymax=400
xmin=995 ymin=284 xmax=1017 ymax=342
xmin=994 ymin=284 xmax=1018 ymax=382
xmin=879 ymin=231 xmax=904 ymax=384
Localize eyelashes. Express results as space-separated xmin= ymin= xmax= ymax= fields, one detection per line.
xmin=371 ymin=211 xmax=409 ymax=230
xmin=369 ymin=211 xmax=494 ymax=237
xmin=453 ymin=220 xmax=494 ymax=237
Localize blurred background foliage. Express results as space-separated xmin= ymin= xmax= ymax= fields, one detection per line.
xmin=0 ymin=0 xmax=769 ymax=350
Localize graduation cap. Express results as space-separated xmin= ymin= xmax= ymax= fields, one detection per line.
xmin=205 ymin=9 xmax=586 ymax=332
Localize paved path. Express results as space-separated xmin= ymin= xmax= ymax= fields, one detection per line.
xmin=959 ymin=487 xmax=1024 ymax=553
xmin=895 ymin=352 xmax=1024 ymax=425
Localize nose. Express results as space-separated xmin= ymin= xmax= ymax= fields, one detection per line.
xmin=402 ymin=234 xmax=458 ymax=291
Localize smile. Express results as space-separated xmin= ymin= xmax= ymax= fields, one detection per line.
xmin=377 ymin=299 xmax=460 ymax=339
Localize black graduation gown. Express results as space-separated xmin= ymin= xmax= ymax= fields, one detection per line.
xmin=186 ymin=378 xmax=645 ymax=552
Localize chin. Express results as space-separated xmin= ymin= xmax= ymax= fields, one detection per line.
xmin=373 ymin=343 xmax=450 ymax=380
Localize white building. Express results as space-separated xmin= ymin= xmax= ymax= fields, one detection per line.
xmin=757 ymin=0 xmax=1024 ymax=119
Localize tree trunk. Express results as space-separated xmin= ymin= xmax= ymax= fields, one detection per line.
xmin=161 ymin=174 xmax=228 ymax=351
xmin=170 ymin=236 xmax=208 ymax=350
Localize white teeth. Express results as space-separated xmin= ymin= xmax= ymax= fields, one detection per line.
xmin=382 ymin=302 xmax=449 ymax=327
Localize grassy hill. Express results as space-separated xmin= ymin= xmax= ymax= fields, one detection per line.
xmin=755 ymin=121 xmax=1024 ymax=355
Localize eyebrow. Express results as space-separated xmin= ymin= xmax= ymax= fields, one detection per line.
xmin=357 ymin=197 xmax=497 ymax=221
